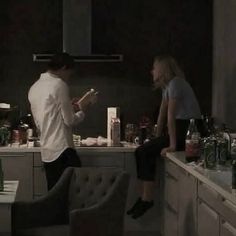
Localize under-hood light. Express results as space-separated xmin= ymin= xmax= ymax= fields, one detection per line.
xmin=33 ymin=54 xmax=123 ymax=62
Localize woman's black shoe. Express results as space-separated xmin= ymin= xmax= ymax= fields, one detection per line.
xmin=131 ymin=200 xmax=154 ymax=219
xmin=126 ymin=197 xmax=142 ymax=215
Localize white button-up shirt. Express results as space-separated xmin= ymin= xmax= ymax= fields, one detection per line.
xmin=28 ymin=72 xmax=85 ymax=162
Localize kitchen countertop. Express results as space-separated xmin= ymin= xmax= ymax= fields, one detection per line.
xmin=0 ymin=142 xmax=137 ymax=153
xmin=166 ymin=151 xmax=236 ymax=205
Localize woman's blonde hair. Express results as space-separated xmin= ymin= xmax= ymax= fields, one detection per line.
xmin=154 ymin=55 xmax=185 ymax=85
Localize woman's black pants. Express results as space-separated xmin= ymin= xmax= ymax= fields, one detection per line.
xmin=135 ymin=119 xmax=192 ymax=181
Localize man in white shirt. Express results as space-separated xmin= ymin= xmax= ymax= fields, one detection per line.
xmin=28 ymin=53 xmax=96 ymax=190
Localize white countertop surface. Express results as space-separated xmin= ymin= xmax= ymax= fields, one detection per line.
xmin=0 ymin=142 xmax=137 ymax=153
xmin=0 ymin=181 xmax=19 ymax=203
xmin=166 ymin=151 xmax=236 ymax=205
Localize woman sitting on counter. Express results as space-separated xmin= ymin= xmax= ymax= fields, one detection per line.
xmin=127 ymin=55 xmax=204 ymax=219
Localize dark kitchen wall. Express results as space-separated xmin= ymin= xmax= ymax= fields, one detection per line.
xmin=0 ymin=0 xmax=212 ymax=138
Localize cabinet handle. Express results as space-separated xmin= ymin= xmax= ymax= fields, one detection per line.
xmin=222 ymin=199 xmax=236 ymax=211
xmin=200 ymin=182 xmax=219 ymax=199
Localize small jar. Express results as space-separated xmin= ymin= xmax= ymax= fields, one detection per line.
xmin=12 ymin=130 xmax=20 ymax=144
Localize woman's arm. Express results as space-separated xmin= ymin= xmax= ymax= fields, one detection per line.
xmin=160 ymin=98 xmax=177 ymax=156
xmin=167 ymin=98 xmax=177 ymax=149
xmin=156 ymin=98 xmax=168 ymax=137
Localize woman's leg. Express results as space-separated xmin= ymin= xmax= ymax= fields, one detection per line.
xmin=128 ymin=136 xmax=169 ymax=218
xmin=142 ymin=180 xmax=155 ymax=201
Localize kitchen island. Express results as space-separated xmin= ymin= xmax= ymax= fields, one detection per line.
xmin=0 ymin=144 xmax=138 ymax=199
xmin=0 ymin=144 xmax=162 ymax=235
xmin=2 ymin=145 xmax=236 ymax=235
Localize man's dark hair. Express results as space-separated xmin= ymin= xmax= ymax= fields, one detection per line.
xmin=48 ymin=52 xmax=75 ymax=70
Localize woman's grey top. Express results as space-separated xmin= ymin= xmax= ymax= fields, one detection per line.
xmin=163 ymin=77 xmax=201 ymax=119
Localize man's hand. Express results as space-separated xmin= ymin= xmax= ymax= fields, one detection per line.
xmin=71 ymin=97 xmax=80 ymax=112
xmin=160 ymin=146 xmax=176 ymax=157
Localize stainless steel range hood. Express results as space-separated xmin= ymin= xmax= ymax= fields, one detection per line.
xmin=33 ymin=0 xmax=123 ymax=62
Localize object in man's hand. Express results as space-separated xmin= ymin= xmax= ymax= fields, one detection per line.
xmin=77 ymin=88 xmax=98 ymax=111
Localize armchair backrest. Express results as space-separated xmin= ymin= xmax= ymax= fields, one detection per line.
xmin=68 ymin=167 xmax=128 ymax=211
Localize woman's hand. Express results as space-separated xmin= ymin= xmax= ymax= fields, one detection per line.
xmin=161 ymin=146 xmax=176 ymax=157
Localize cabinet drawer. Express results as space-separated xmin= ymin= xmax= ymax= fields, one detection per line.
xmin=164 ymin=203 xmax=178 ymax=236
xmin=165 ymin=159 xmax=179 ymax=179
xmin=198 ymin=181 xmax=221 ymax=211
xmin=198 ymin=199 xmax=220 ymax=236
xmin=165 ymin=172 xmax=178 ymax=212
xmin=221 ymin=219 xmax=236 ymax=236
xmin=198 ymin=180 xmax=236 ymax=228
xmin=220 ymin=199 xmax=236 ymax=229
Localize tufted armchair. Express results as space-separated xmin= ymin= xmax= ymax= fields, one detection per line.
xmin=12 ymin=167 xmax=130 ymax=236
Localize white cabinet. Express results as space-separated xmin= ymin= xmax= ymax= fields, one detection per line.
xmin=32 ymin=151 xmax=126 ymax=197
xmin=33 ymin=153 xmax=47 ymax=198
xmin=165 ymin=157 xmax=236 ymax=236
xmin=178 ymin=168 xmax=197 ymax=236
xmin=0 ymin=152 xmax=33 ymax=201
xmin=197 ymin=199 xmax=220 ymax=236
xmin=164 ymin=159 xmax=197 ymax=236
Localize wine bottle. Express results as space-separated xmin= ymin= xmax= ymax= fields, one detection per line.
xmin=185 ymin=119 xmax=201 ymax=162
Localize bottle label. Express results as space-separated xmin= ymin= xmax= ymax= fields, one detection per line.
xmin=217 ymin=140 xmax=228 ymax=164
xmin=204 ymin=142 xmax=216 ymax=169
xmin=185 ymin=140 xmax=200 ymax=157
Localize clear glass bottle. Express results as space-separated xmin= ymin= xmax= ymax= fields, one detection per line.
xmin=125 ymin=123 xmax=136 ymax=143
xmin=185 ymin=119 xmax=201 ymax=162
